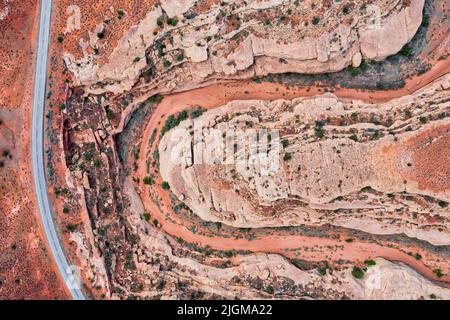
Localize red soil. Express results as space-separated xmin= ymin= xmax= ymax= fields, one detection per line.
xmin=400 ymin=124 xmax=449 ymax=193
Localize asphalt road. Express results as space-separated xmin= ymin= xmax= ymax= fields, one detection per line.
xmin=31 ymin=0 xmax=86 ymax=300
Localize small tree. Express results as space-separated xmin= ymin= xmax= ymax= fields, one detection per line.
xmin=342 ymin=5 xmax=350 ymax=14
xmin=161 ymin=181 xmax=170 ymax=190
xmin=143 ymin=176 xmax=153 ymax=185
xmin=438 ymin=201 xmax=448 ymax=208
xmin=351 ymin=267 xmax=365 ymax=279
xmin=364 ymin=259 xmax=376 ymax=267
xmin=283 ymin=153 xmax=292 ymax=161
xmin=433 ymin=269 xmax=445 ymax=278
xmin=66 ymin=224 xmax=77 ymax=232
xmin=167 ymin=18 xmax=178 ymax=26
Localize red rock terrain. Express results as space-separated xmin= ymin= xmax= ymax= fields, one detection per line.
xmin=0 ymin=0 xmax=66 ymax=299
xmin=36 ymin=0 xmax=450 ymax=300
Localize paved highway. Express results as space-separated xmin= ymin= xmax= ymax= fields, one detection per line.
xmin=32 ymin=0 xmax=86 ymax=300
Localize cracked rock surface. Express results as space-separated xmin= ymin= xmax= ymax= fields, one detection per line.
xmin=64 ymin=0 xmax=425 ymax=95
xmin=160 ymin=74 xmax=450 ymax=245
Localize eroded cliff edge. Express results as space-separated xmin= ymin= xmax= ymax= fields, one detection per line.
xmin=64 ymin=0 xmax=425 ymax=95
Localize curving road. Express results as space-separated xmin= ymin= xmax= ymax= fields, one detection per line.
xmin=32 ymin=0 xmax=86 ymax=300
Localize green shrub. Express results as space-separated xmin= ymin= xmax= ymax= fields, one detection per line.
xmin=163 ymin=59 xmax=172 ymax=68
xmin=360 ymin=60 xmax=368 ymax=72
xmin=404 ymin=110 xmax=412 ymax=119
xmin=349 ymin=66 xmax=360 ymax=77
xmin=160 ymin=111 xmax=189 ymax=136
xmin=66 ymin=224 xmax=77 ymax=232
xmin=364 ymin=259 xmax=376 ymax=267
xmin=190 ymin=108 xmax=205 ymax=119
xmin=433 ymin=269 xmax=445 ymax=278
xmin=399 ymin=45 xmax=414 ymax=57
xmin=167 ymin=18 xmax=178 ymax=26
xmin=283 ymin=153 xmax=292 ymax=161
xmin=93 ymin=159 xmax=102 ymax=168
xmin=438 ymin=201 xmax=448 ymax=208
xmin=161 ymin=181 xmax=170 ymax=190
xmin=265 ymin=285 xmax=274 ymax=294
xmin=421 ymin=15 xmax=430 ymax=28
xmin=143 ymin=176 xmax=154 ymax=185
xmin=419 ymin=116 xmax=428 ymax=124
xmin=105 ymin=107 xmax=115 ymax=120
xmin=314 ymin=127 xmax=324 ymax=138
xmin=351 ymin=267 xmax=365 ymax=279
xmin=318 ymin=266 xmax=329 ymax=276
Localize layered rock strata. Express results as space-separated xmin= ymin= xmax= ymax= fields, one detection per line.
xmin=64 ymin=0 xmax=425 ymax=95
xmin=159 ymin=74 xmax=450 ymax=245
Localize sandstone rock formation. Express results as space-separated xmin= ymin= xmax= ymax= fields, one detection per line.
xmin=159 ymin=74 xmax=450 ymax=245
xmin=121 ymin=180 xmax=450 ymax=300
xmin=55 ymin=0 xmax=450 ymax=300
xmin=356 ymin=258 xmax=450 ymax=300
xmin=64 ymin=0 xmax=425 ymax=95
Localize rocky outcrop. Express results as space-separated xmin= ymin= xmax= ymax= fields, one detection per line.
xmin=159 ymin=74 xmax=450 ymax=245
xmin=64 ymin=0 xmax=425 ymax=95
xmin=355 ymin=258 xmax=450 ymax=300
xmin=58 ymin=0 xmax=450 ymax=300
xmin=121 ymin=184 xmax=450 ymax=300
xmin=359 ymin=0 xmax=425 ymax=60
